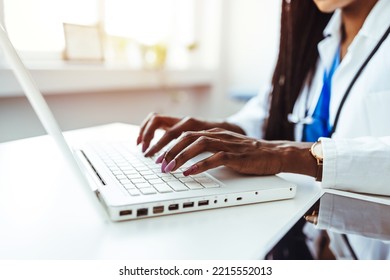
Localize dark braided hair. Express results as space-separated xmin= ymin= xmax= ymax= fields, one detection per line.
xmin=264 ymin=0 xmax=333 ymax=141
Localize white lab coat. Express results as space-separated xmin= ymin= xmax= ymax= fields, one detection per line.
xmin=228 ymin=0 xmax=390 ymax=196
xmin=227 ymin=0 xmax=390 ymax=259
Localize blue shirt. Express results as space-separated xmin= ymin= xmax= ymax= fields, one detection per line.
xmin=302 ymin=47 xmax=340 ymax=142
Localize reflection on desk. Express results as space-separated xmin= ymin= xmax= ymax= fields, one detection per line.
xmin=314 ymin=191 xmax=390 ymax=260
xmin=317 ymin=192 xmax=390 ymax=242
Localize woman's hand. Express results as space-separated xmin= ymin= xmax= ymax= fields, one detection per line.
xmin=137 ymin=113 xmax=245 ymax=157
xmin=157 ymin=128 xmax=317 ymax=178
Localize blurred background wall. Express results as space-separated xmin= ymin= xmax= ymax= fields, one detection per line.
xmin=0 ymin=0 xmax=281 ymax=142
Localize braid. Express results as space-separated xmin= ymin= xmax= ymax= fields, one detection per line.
xmin=264 ymin=0 xmax=332 ymax=140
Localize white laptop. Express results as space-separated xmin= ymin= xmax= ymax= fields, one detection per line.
xmin=0 ymin=24 xmax=296 ymax=221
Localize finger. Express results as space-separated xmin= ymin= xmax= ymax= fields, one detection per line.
xmin=141 ymin=115 xmax=178 ymax=153
xmin=163 ymin=130 xmax=253 ymax=166
xmin=205 ymin=128 xmax=258 ymax=143
xmin=145 ymin=118 xmax=201 ymax=157
xmin=141 ymin=120 xmax=156 ymax=153
xmin=137 ymin=112 xmax=156 ymax=145
xmin=162 ymin=140 xmax=207 ymax=173
xmin=164 ymin=136 xmax=231 ymax=173
xmin=183 ymin=151 xmax=234 ymax=176
xmin=144 ymin=129 xmax=180 ymax=157
xmin=162 ymin=131 xmax=203 ymax=162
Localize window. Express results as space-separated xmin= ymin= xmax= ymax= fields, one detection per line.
xmin=105 ymin=0 xmax=194 ymax=45
xmin=1 ymin=0 xmax=218 ymax=69
xmin=4 ymin=0 xmax=99 ymax=53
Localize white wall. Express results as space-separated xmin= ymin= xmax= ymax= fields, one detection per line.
xmin=223 ymin=0 xmax=281 ymax=96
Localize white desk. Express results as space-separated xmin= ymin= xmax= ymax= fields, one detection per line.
xmin=0 ymin=123 xmax=321 ymax=259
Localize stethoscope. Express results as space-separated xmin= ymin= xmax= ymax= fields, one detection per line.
xmin=287 ymin=113 xmax=313 ymax=125
xmin=287 ymin=24 xmax=390 ymax=135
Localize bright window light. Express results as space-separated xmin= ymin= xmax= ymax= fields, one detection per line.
xmin=3 ymin=0 xmax=195 ymax=53
xmin=105 ymin=0 xmax=172 ymax=44
xmin=2 ymin=0 xmax=221 ymax=70
xmin=104 ymin=0 xmax=194 ymax=46
xmin=4 ymin=0 xmax=98 ymax=52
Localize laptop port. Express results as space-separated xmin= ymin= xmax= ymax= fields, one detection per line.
xmin=153 ymin=206 xmax=164 ymax=214
xmin=168 ymin=204 xmax=179 ymax=211
xmin=119 ymin=210 xmax=132 ymax=216
xmin=237 ymin=197 xmax=242 ymax=201
xmin=137 ymin=208 xmax=148 ymax=217
xmin=183 ymin=202 xmax=194 ymax=208
xmin=198 ymin=200 xmax=209 ymax=206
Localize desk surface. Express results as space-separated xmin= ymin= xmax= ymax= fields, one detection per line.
xmin=0 ymin=123 xmax=321 ymax=259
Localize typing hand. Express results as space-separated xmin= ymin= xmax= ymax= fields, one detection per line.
xmin=137 ymin=113 xmax=216 ymax=157
xmin=157 ymin=128 xmax=316 ymax=177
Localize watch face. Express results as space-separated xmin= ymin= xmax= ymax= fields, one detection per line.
xmin=313 ymin=142 xmax=323 ymax=159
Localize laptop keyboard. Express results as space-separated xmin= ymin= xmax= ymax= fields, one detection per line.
xmin=92 ymin=143 xmax=220 ymax=196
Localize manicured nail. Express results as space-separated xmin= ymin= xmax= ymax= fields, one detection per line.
xmin=161 ymin=159 xmax=168 ymax=173
xmin=155 ymin=152 xmax=165 ymax=164
xmin=136 ymin=136 xmax=141 ymax=145
xmin=164 ymin=159 xmax=176 ymax=173
xmin=183 ymin=165 xmax=198 ymax=176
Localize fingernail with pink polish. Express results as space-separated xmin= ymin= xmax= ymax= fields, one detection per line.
xmin=155 ymin=152 xmax=165 ymax=164
xmin=142 ymin=143 xmax=148 ymax=153
xmin=183 ymin=165 xmax=198 ymax=176
xmin=164 ymin=159 xmax=176 ymax=173
xmin=161 ymin=159 xmax=168 ymax=173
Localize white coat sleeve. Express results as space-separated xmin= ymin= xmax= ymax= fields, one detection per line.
xmin=321 ymin=136 xmax=390 ymax=196
xmin=226 ymin=87 xmax=270 ymax=139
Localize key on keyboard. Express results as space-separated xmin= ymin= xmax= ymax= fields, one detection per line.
xmin=92 ymin=142 xmax=220 ymax=196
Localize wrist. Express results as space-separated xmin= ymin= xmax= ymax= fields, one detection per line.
xmin=280 ymin=143 xmax=318 ymax=177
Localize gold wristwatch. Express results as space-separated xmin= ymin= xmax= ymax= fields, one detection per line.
xmin=310 ymin=140 xmax=323 ymax=182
